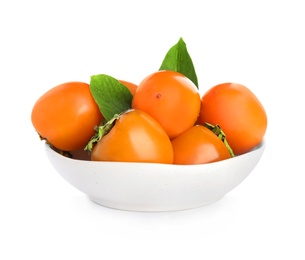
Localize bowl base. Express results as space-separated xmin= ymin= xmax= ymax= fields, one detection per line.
xmin=88 ymin=196 xmax=224 ymax=212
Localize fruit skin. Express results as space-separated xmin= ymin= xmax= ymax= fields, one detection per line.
xmin=131 ymin=70 xmax=201 ymax=139
xmin=171 ymin=125 xmax=231 ymax=165
xmin=91 ymin=109 xmax=174 ymax=164
xmin=197 ymin=83 xmax=267 ymax=155
xmin=119 ymin=80 xmax=138 ymax=96
xmin=31 ymin=81 xmax=103 ymax=151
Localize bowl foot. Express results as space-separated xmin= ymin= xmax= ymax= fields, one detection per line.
xmin=88 ymin=196 xmax=224 ymax=212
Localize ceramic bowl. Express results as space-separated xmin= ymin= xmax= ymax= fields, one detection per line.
xmin=44 ymin=140 xmax=265 ymax=212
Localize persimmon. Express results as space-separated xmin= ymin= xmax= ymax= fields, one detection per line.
xmin=197 ymin=83 xmax=267 ymax=155
xmin=119 ymin=80 xmax=138 ymax=96
xmin=132 ymin=70 xmax=201 ymax=139
xmin=31 ymin=81 xmax=103 ymax=151
xmin=89 ymin=109 xmax=174 ymax=164
xmin=171 ymin=125 xmax=232 ymax=164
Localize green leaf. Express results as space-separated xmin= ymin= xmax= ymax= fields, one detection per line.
xmin=90 ymin=74 xmax=133 ymax=121
xmin=159 ymin=37 xmax=198 ymax=88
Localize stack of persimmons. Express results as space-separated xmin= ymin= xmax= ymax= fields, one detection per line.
xmin=31 ymin=38 xmax=267 ymax=165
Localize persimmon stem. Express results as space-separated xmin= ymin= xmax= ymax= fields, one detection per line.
xmin=84 ymin=114 xmax=120 ymax=152
xmin=204 ymin=122 xmax=235 ymax=157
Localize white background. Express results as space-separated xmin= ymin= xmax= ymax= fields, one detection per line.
xmin=1 ymin=0 xmax=304 ymax=259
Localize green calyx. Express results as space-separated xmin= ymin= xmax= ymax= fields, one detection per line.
xmin=204 ymin=122 xmax=235 ymax=157
xmin=84 ymin=114 xmax=120 ymax=152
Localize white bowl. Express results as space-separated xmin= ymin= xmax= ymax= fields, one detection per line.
xmin=45 ymin=140 xmax=265 ymax=212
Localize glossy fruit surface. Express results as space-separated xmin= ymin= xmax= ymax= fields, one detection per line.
xmin=132 ymin=70 xmax=201 ymax=139
xmin=171 ymin=125 xmax=231 ymax=164
xmin=91 ymin=109 xmax=174 ymax=164
xmin=31 ymin=81 xmax=103 ymax=151
xmin=197 ymin=83 xmax=267 ymax=155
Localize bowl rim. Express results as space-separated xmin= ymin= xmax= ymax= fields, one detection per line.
xmin=44 ymin=139 xmax=266 ymax=168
